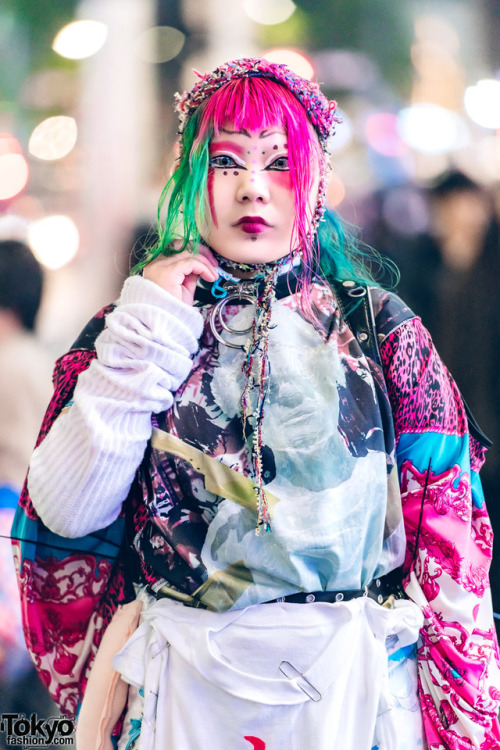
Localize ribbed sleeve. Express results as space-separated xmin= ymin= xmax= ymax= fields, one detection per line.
xmin=27 ymin=276 xmax=204 ymax=537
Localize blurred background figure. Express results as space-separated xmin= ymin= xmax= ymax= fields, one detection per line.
xmin=0 ymin=235 xmax=55 ymax=726
xmin=413 ymin=171 xmax=499 ymax=341
xmin=406 ymin=172 xmax=500 ymax=490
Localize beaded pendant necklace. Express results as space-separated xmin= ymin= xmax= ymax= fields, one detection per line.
xmin=209 ymin=252 xmax=292 ymax=532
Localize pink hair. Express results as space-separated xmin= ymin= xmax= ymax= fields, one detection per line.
xmin=191 ymin=76 xmax=323 ymax=274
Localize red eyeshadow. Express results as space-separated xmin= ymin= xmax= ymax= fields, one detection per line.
xmin=209 ymin=140 xmax=246 ymax=158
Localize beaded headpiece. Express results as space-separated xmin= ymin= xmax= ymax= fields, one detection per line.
xmin=175 ymin=57 xmax=340 ymax=154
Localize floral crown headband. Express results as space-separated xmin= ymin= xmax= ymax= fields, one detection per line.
xmin=175 ymin=57 xmax=340 ymax=155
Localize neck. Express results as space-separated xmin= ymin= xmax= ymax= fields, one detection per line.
xmin=212 ymin=250 xmax=294 ymax=280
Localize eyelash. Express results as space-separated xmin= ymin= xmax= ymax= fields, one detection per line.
xmin=268 ymin=156 xmax=289 ymax=171
xmin=208 ymin=155 xmax=289 ymax=171
xmin=209 ymin=155 xmax=238 ymax=168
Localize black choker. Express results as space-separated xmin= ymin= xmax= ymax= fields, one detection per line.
xmin=211 ymin=250 xmax=292 ymax=276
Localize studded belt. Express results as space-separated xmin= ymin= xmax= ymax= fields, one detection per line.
xmin=265 ymin=567 xmax=406 ymax=606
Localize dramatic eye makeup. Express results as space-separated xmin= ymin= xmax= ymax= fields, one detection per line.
xmin=209 ymin=140 xmax=246 ymax=158
xmin=266 ymin=155 xmax=289 ymax=171
xmin=208 ymin=131 xmax=290 ymax=183
xmin=209 ymin=154 xmax=240 ymax=169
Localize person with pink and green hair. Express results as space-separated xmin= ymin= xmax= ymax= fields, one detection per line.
xmin=13 ymin=58 xmax=500 ymax=749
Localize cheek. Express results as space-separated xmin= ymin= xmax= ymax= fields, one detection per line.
xmin=269 ymin=171 xmax=292 ymax=191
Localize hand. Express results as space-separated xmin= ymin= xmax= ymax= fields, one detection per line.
xmin=143 ymin=246 xmax=219 ymax=306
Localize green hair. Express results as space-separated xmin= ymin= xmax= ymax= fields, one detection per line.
xmin=317 ymin=210 xmax=399 ymax=290
xmin=132 ymin=110 xmax=211 ymax=273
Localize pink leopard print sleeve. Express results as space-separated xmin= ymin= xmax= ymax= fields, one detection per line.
xmin=380 ymin=316 xmax=500 ymax=749
xmin=380 ymin=317 xmax=467 ymax=442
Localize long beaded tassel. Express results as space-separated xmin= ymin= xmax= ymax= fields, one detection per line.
xmin=240 ymin=265 xmax=280 ymax=533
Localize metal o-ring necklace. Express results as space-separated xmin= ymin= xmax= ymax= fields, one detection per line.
xmin=207 ymin=253 xmax=294 ymax=350
xmin=209 ymin=271 xmax=263 ymax=350
xmin=207 ymin=253 xmax=291 ymax=532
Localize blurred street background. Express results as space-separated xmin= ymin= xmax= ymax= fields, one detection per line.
xmin=1 ymin=0 xmax=500 ymax=727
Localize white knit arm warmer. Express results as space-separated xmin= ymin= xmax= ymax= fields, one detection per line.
xmin=28 ymin=276 xmax=204 ymax=538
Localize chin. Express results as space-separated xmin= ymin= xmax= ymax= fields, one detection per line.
xmin=217 ymin=243 xmax=290 ymax=265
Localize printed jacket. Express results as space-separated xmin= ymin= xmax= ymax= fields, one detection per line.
xmin=11 ymin=281 xmax=500 ymax=749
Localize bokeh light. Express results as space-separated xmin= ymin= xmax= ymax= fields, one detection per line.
xmin=28 ymin=216 xmax=79 ymax=270
xmin=397 ymin=103 xmax=468 ymax=154
xmin=134 ymin=26 xmax=185 ymax=63
xmin=328 ymin=109 xmax=353 ymax=152
xmin=52 ymin=20 xmax=108 ymax=60
xmin=326 ymin=174 xmax=346 ymax=208
xmin=365 ymin=113 xmax=408 ymax=158
xmin=262 ymin=49 xmax=313 ymax=80
xmin=29 ymin=116 xmax=77 ymax=161
xmin=243 ymin=0 xmax=296 ymax=25
xmin=464 ymin=79 xmax=500 ymax=129
xmin=0 ymin=135 xmax=29 ymax=201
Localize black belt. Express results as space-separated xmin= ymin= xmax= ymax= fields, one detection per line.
xmin=265 ymin=567 xmax=406 ymax=606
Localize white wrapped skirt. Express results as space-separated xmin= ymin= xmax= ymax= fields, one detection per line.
xmin=109 ymin=590 xmax=427 ymax=750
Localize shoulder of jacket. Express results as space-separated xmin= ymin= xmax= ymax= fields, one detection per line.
xmin=368 ymin=287 xmax=417 ymax=345
xmin=69 ymin=303 xmax=116 ymax=352
xmin=332 ymin=280 xmax=417 ymax=365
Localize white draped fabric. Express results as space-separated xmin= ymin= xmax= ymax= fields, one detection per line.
xmin=113 ymin=591 xmax=426 ymax=750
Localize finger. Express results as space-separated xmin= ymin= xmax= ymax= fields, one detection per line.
xmin=146 ymin=250 xmax=217 ymax=276
xmin=183 ymin=258 xmax=218 ymax=283
xmin=161 ymin=259 xmax=217 ymax=291
xmin=144 ymin=250 xmax=191 ymax=270
xmin=197 ymin=244 xmax=218 ymax=269
xmin=183 ymin=273 xmax=199 ymax=300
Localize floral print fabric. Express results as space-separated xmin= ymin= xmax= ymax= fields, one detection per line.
xmin=380 ymin=317 xmax=500 ymax=748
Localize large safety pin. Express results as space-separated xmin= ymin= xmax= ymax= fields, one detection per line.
xmin=279 ymin=660 xmax=322 ymax=702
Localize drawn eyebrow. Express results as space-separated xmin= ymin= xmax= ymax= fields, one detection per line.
xmin=220 ymin=127 xmax=250 ymax=137
xmin=259 ymin=130 xmax=282 ymax=139
xmin=220 ymin=127 xmax=283 ymax=139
